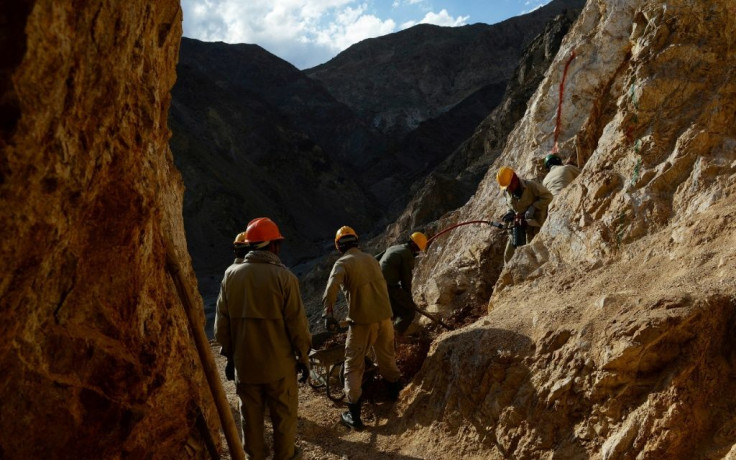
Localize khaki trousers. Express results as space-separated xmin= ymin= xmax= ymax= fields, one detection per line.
xmin=236 ymin=374 xmax=297 ymax=460
xmin=344 ymin=318 xmax=401 ymax=403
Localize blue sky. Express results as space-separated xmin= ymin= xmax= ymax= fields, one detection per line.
xmin=181 ymin=0 xmax=553 ymax=69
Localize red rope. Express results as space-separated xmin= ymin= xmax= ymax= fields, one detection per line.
xmin=426 ymin=220 xmax=493 ymax=247
xmin=552 ymin=50 xmax=576 ymax=154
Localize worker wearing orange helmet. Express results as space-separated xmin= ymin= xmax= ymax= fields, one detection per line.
xmin=496 ymin=166 xmax=553 ymax=262
xmin=215 ymin=217 xmax=311 ymax=460
xmin=322 ymin=226 xmax=402 ymax=430
xmin=377 ymin=232 xmax=427 ymax=337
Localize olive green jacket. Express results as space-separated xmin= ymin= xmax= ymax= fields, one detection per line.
xmin=215 ymin=250 xmax=311 ymax=384
xmin=322 ymin=247 xmax=393 ymax=324
xmin=379 ymin=243 xmax=415 ymax=292
xmin=504 ymin=178 xmax=553 ymax=227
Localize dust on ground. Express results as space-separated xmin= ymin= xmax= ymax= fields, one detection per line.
xmin=208 ymin=302 xmax=484 ymax=459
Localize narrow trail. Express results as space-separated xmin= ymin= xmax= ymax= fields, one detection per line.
xmin=210 ymin=341 xmax=425 ymax=460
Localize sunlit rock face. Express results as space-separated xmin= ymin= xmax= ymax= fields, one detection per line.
xmin=402 ymin=0 xmax=736 ymax=458
xmin=0 ymin=2 xmax=216 ymax=458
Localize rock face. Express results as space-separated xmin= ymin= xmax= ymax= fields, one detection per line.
xmin=378 ymin=8 xmax=583 ymax=248
xmin=0 ymin=2 xmax=215 ymax=458
xmin=398 ymin=0 xmax=736 ymax=458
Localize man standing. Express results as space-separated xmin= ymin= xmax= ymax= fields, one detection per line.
xmin=378 ymin=232 xmax=427 ymax=337
xmin=497 ymin=166 xmax=553 ymax=262
xmin=322 ymin=226 xmax=402 ymax=430
xmin=215 ymin=217 xmax=311 ymax=460
xmin=542 ymin=153 xmax=581 ymax=195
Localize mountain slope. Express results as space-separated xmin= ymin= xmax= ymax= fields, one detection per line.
xmin=169 ymin=39 xmax=386 ymax=280
xmin=394 ymin=0 xmax=736 ymax=458
xmin=306 ymin=0 xmax=587 ymax=138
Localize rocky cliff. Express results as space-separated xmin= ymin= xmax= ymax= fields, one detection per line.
xmin=396 ymin=0 xmax=736 ymax=458
xmin=0 ymin=2 xmax=216 ymax=458
xmin=378 ymin=8 xmax=583 ymax=248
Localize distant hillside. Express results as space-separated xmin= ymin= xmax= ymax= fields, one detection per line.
xmin=169 ymin=38 xmax=384 ymax=274
xmin=168 ymin=0 xmax=586 ymax=317
xmin=306 ymin=0 xmax=587 ymax=138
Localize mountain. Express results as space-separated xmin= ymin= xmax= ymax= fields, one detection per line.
xmin=306 ymin=0 xmax=587 ymax=138
xmin=5 ymin=0 xmax=736 ymax=458
xmin=396 ymin=0 xmax=736 ymax=457
xmin=169 ymin=39 xmax=386 ymax=274
xmin=170 ymin=0 xmax=587 ymax=311
xmin=378 ymin=8 xmax=583 ymax=247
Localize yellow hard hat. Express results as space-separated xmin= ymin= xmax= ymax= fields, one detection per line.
xmin=233 ymin=231 xmax=248 ymax=245
xmin=410 ymin=232 xmax=428 ymax=251
xmin=335 ymin=226 xmax=358 ymax=251
xmin=496 ymin=166 xmax=515 ymax=189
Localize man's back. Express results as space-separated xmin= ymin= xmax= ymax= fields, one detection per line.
xmin=379 ymin=243 xmax=414 ymax=289
xmin=216 ymin=250 xmax=310 ymax=384
xmin=543 ymin=164 xmax=581 ymax=195
xmin=323 ymin=247 xmax=392 ymax=324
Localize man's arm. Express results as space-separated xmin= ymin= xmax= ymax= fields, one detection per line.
xmin=399 ymin=249 xmax=414 ymax=292
xmin=282 ymin=273 xmax=312 ymax=364
xmin=214 ymin=279 xmax=232 ymax=357
xmin=531 ymin=181 xmax=553 ymax=210
xmin=322 ymin=261 xmax=345 ymax=317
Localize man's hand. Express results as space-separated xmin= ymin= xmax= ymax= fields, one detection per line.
xmin=323 ymin=311 xmax=339 ymax=331
xmin=296 ymin=362 xmax=310 ymax=383
xmin=524 ymin=206 xmax=535 ymax=221
xmin=502 ymin=210 xmax=515 ymax=223
xmin=225 ymin=357 xmax=235 ymax=381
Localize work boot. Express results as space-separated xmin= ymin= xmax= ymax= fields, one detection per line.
xmin=386 ymin=379 xmax=404 ymax=401
xmin=340 ymin=402 xmax=364 ymax=431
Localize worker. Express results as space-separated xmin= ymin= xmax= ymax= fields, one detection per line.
xmin=232 ymin=231 xmax=250 ymax=263
xmin=322 ymin=226 xmax=402 ymax=430
xmin=542 ymin=153 xmax=581 ymax=195
xmin=378 ymin=232 xmax=427 ymax=338
xmin=497 ymin=166 xmax=553 ymax=262
xmin=215 ymin=217 xmax=311 ymax=460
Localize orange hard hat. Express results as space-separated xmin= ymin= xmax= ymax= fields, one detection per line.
xmin=496 ymin=166 xmax=516 ymax=189
xmin=243 ymin=217 xmax=284 ymax=245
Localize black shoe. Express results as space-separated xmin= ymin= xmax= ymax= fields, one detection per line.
xmin=340 ymin=402 xmax=365 ymax=430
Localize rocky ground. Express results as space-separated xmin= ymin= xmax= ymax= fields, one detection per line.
xmin=211 ymin=340 xmax=426 ymax=460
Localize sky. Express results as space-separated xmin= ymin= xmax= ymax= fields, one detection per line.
xmin=180 ymin=0 xmax=554 ymax=70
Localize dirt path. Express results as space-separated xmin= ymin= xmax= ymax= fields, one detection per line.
xmin=210 ymin=341 xmax=427 ymax=460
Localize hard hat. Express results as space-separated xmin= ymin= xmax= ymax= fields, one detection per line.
xmin=544 ymin=153 xmax=563 ymax=170
xmin=335 ymin=226 xmax=358 ymax=244
xmin=243 ymin=217 xmax=284 ymax=245
xmin=233 ymin=231 xmax=248 ymax=245
xmin=496 ymin=166 xmax=515 ymax=189
xmin=410 ymin=232 xmax=428 ymax=251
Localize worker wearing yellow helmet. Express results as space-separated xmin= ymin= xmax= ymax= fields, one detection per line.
xmin=322 ymin=226 xmax=402 ymax=430
xmin=497 ymin=166 xmax=553 ymax=262
xmin=377 ymin=231 xmax=427 ymax=338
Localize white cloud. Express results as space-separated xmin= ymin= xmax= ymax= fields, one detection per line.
xmin=419 ymin=9 xmax=469 ymax=27
xmin=181 ymin=0 xmax=469 ymax=69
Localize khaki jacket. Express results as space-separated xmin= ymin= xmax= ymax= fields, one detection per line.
xmin=379 ymin=243 xmax=415 ymax=291
xmin=322 ymin=247 xmax=393 ymax=324
xmin=504 ymin=178 xmax=553 ymax=227
xmin=215 ymin=250 xmax=311 ymax=384
xmin=543 ymin=164 xmax=581 ymax=195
